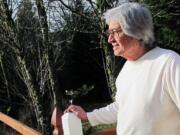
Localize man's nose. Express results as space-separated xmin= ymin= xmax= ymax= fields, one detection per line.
xmin=108 ymin=34 xmax=114 ymax=44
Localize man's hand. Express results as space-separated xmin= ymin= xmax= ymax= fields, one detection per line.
xmin=64 ymin=105 xmax=88 ymax=122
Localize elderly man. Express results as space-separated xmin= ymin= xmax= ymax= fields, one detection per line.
xmin=65 ymin=2 xmax=180 ymax=135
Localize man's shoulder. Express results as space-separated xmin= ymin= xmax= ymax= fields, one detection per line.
xmin=154 ymin=47 xmax=179 ymax=60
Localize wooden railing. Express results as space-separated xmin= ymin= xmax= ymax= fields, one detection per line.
xmin=61 ymin=113 xmax=116 ymax=135
xmin=0 ymin=112 xmax=42 ymax=135
xmin=51 ymin=107 xmax=116 ymax=135
xmin=0 ymin=110 xmax=116 ymax=135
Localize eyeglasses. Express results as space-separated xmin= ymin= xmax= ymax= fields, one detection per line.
xmin=105 ymin=28 xmax=123 ymax=37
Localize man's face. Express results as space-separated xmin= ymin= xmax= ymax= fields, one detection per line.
xmin=107 ymin=21 xmax=138 ymax=59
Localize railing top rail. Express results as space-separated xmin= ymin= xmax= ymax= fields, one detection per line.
xmin=0 ymin=112 xmax=42 ymax=135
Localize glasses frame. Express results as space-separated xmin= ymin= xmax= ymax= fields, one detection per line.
xmin=105 ymin=28 xmax=123 ymax=37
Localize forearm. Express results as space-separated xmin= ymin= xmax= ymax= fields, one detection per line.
xmin=87 ymin=102 xmax=118 ymax=126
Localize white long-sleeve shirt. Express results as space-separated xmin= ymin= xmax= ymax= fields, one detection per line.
xmin=87 ymin=47 xmax=180 ymax=135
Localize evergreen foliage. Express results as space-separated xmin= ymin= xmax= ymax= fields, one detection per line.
xmin=138 ymin=0 xmax=180 ymax=51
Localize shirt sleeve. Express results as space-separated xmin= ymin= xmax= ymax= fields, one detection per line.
xmin=165 ymin=53 xmax=180 ymax=110
xmin=87 ymin=101 xmax=118 ymax=126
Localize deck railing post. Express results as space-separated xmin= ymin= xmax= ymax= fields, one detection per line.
xmin=62 ymin=113 xmax=83 ymax=135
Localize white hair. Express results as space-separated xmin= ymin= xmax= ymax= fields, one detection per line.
xmin=104 ymin=2 xmax=155 ymax=48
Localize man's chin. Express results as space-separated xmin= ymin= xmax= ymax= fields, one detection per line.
xmin=114 ymin=51 xmax=124 ymax=56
